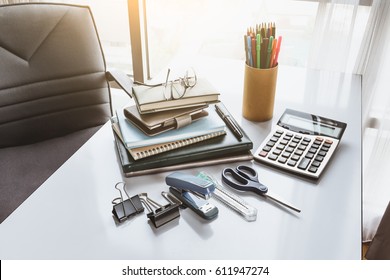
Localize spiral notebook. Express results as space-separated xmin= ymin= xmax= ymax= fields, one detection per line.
xmin=112 ymin=120 xmax=226 ymax=160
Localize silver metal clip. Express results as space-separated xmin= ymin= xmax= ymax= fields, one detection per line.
xmin=139 ymin=192 xmax=181 ymax=228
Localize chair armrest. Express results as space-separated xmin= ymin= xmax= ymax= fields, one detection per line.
xmin=106 ymin=69 xmax=133 ymax=99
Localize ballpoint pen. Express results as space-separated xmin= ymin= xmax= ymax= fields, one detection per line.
xmin=266 ymin=36 xmax=274 ymax=69
xmin=215 ymin=104 xmax=243 ymax=140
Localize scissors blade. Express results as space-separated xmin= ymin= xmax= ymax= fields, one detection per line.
xmin=264 ymin=191 xmax=301 ymax=213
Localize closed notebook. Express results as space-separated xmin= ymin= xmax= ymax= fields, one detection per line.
xmin=113 ymin=106 xmax=253 ymax=176
xmin=132 ymin=78 xmax=220 ymax=114
xmin=116 ymin=105 xmax=226 ymax=149
xmin=124 ymin=104 xmax=208 ymax=136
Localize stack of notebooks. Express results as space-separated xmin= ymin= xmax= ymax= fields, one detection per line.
xmin=112 ymin=78 xmax=253 ymax=177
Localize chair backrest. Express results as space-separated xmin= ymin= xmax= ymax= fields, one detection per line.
xmin=0 ymin=3 xmax=111 ymax=148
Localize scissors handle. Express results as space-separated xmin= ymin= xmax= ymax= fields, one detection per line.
xmin=236 ymin=165 xmax=259 ymax=182
xmin=222 ymin=168 xmax=268 ymax=194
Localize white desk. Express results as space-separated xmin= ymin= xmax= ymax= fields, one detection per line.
xmin=0 ymin=60 xmax=361 ymax=259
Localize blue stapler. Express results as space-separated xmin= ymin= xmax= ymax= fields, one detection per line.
xmin=166 ymin=172 xmax=218 ymax=220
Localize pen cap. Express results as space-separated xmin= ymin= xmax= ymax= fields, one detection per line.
xmin=242 ymin=63 xmax=278 ymax=122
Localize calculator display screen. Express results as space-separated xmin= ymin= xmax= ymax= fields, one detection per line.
xmin=278 ymin=110 xmax=346 ymax=139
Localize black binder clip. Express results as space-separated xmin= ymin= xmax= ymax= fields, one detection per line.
xmin=112 ymin=182 xmax=144 ymax=223
xmin=139 ymin=192 xmax=182 ymax=228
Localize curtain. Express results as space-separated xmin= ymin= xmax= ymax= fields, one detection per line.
xmin=306 ymin=0 xmax=390 ymax=242
xmin=357 ymin=0 xmax=390 ymax=242
xmin=308 ymin=0 xmax=366 ymax=73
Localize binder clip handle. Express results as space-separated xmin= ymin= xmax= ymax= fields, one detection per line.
xmin=139 ymin=192 xmax=181 ymax=228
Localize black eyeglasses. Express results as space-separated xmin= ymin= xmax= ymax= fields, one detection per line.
xmin=134 ymin=68 xmax=197 ymax=100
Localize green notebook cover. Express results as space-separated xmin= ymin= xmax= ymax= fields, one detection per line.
xmin=113 ymin=105 xmax=253 ymax=175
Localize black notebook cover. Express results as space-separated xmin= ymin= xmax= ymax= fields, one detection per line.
xmin=113 ymin=105 xmax=253 ymax=176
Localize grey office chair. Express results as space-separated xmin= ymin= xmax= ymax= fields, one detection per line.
xmin=0 ymin=3 xmax=132 ymax=223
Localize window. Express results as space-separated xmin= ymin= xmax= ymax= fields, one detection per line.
xmin=145 ymin=0 xmax=317 ymax=78
xmin=138 ymin=0 xmax=370 ymax=79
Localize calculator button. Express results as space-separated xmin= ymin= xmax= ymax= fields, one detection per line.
xmin=275 ymin=130 xmax=283 ymax=135
xmin=266 ymin=141 xmax=276 ymax=147
xmin=298 ymin=158 xmax=311 ymax=170
xmin=311 ymin=144 xmax=320 ymax=149
xmin=323 ymin=143 xmax=332 ymax=148
xmin=318 ymin=151 xmax=327 ymax=157
xmin=289 ymin=142 xmax=297 ymax=148
xmin=262 ymin=146 xmax=272 ymax=152
xmin=282 ymin=151 xmax=291 ymax=158
xmin=314 ymin=140 xmax=322 ymax=145
xmin=305 ymin=152 xmax=314 ymax=159
xmin=308 ymin=166 xmax=318 ymax=173
xmin=268 ymin=154 xmax=278 ymax=161
xmin=273 ymin=149 xmax=282 ymax=156
xmin=316 ymin=137 xmax=324 ymax=142
xmin=325 ymin=139 xmax=333 ymax=144
xmin=291 ymin=154 xmax=300 ymax=161
xmin=320 ymin=146 xmax=329 ymax=152
xmin=315 ymin=155 xmax=324 ymax=162
xmin=308 ymin=147 xmax=317 ymax=154
xmin=259 ymin=151 xmax=268 ymax=157
xmin=297 ymin=145 xmax=306 ymax=151
xmin=292 ymin=138 xmax=300 ymax=143
xmin=278 ymin=157 xmax=287 ymax=164
xmin=294 ymin=150 xmax=303 ymax=156
xmin=294 ymin=135 xmax=302 ymax=140
xmin=302 ymin=137 xmax=311 ymax=143
xmin=270 ymin=136 xmax=279 ymax=142
xmin=276 ymin=144 xmax=286 ymax=150
xmin=285 ymin=147 xmax=294 ymax=153
xmin=312 ymin=160 xmax=321 ymax=168
xmin=287 ymin=159 xmax=297 ymax=167
xmin=280 ymin=139 xmax=289 ymax=145
xmin=286 ymin=133 xmax=293 ymax=137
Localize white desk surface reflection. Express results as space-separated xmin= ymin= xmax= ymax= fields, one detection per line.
xmin=0 ymin=59 xmax=361 ymax=259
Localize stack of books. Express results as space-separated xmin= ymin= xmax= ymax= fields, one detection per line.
xmin=112 ymin=78 xmax=253 ymax=177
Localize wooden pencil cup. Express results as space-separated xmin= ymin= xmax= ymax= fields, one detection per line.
xmin=242 ymin=63 xmax=278 ymax=122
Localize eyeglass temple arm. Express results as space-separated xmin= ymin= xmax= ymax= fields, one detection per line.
xmin=133 ymin=68 xmax=172 ymax=88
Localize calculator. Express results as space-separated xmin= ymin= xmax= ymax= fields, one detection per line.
xmin=253 ymin=109 xmax=347 ymax=179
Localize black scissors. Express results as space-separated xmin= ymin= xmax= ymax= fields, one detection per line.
xmin=222 ymin=165 xmax=301 ymax=213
